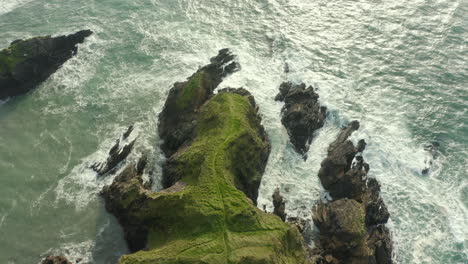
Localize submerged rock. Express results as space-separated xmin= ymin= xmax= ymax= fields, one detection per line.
xmin=422 ymin=141 xmax=440 ymax=175
xmin=0 ymin=29 xmax=92 ymax=100
xmin=40 ymin=255 xmax=71 ymax=264
xmin=91 ymin=125 xmax=136 ymax=176
xmin=275 ymin=82 xmax=327 ymax=158
xmin=103 ymin=51 xmax=311 ymax=263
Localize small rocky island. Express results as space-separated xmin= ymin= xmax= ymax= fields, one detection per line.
xmin=0 ymin=29 xmax=92 ymax=100
xmin=275 ymin=82 xmax=327 ymax=159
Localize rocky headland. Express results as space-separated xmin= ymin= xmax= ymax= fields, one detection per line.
xmin=101 ymin=50 xmax=311 ymax=263
xmin=0 ymin=29 xmax=92 ymax=100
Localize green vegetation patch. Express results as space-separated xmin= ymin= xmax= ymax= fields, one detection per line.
xmin=175 ymin=71 xmax=206 ymax=111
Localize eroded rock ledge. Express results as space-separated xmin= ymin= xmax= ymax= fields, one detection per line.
xmin=0 ymin=30 xmax=93 ymax=100
xmin=312 ymin=121 xmax=393 ymax=264
xmin=275 ymin=82 xmax=327 ymax=158
xmin=102 ymin=50 xmax=311 ymax=264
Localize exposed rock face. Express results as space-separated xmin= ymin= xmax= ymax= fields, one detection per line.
xmin=0 ymin=30 xmax=92 ymax=100
xmin=312 ymin=121 xmax=393 ymax=264
xmin=91 ymin=125 xmax=136 ymax=176
xmin=318 ymin=120 xmax=364 ymax=200
xmin=272 ymin=188 xmax=287 ymax=221
xmin=101 ymin=157 xmax=150 ymax=252
xmin=102 ymin=50 xmax=311 ymax=264
xmin=275 ymin=82 xmax=327 ymax=158
xmin=158 ymin=48 xmax=239 ymax=158
xmin=40 ymin=255 xmax=71 ymax=264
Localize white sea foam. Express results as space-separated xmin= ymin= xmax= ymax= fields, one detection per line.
xmin=54 ymin=125 xmax=140 ymax=210
xmin=0 ymin=0 xmax=34 ymax=15
xmin=38 ymin=240 xmax=95 ymax=264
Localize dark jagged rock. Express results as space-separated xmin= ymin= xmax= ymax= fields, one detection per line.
xmin=101 ymin=162 xmax=149 ymax=252
xmin=158 ymin=48 xmax=239 ymax=158
xmin=318 ymin=121 xmax=362 ymax=198
xmin=91 ymin=125 xmax=136 ymax=176
xmin=364 ymin=178 xmax=390 ymax=226
xmin=40 ymin=255 xmax=71 ymax=264
xmin=272 ymin=188 xmax=287 ymax=221
xmin=275 ymin=82 xmax=327 ymax=157
xmin=312 ymin=121 xmax=393 ymax=264
xmin=136 ymin=153 xmax=148 ymax=176
xmin=0 ymin=29 xmax=92 ymax=100
xmin=368 ymin=225 xmax=393 ymax=264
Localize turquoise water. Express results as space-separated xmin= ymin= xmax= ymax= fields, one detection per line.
xmin=0 ymin=0 xmax=466 ymax=263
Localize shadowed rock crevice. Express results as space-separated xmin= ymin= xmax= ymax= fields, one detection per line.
xmin=275 ymin=82 xmax=327 ymax=159
xmin=0 ymin=29 xmax=93 ymax=100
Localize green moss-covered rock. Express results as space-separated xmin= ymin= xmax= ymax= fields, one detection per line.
xmin=158 ymin=49 xmax=239 ymax=158
xmin=0 ymin=30 xmax=92 ymax=100
xmin=103 ymin=91 xmax=310 ymax=264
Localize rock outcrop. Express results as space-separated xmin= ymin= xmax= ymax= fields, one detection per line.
xmin=0 ymin=30 xmax=93 ymax=100
xmin=40 ymin=255 xmax=71 ymax=264
xmin=272 ymin=188 xmax=287 ymax=222
xmin=275 ymin=82 xmax=327 ymax=158
xmin=158 ymin=48 xmax=239 ymax=158
xmin=312 ymin=121 xmax=393 ymax=264
xmin=102 ymin=50 xmax=311 ymax=264
xmin=91 ymin=125 xmax=136 ymax=176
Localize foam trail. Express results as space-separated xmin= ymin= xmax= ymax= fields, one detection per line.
xmin=0 ymin=0 xmax=35 ymax=15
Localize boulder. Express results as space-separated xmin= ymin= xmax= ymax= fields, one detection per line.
xmin=0 ymin=30 xmax=92 ymax=99
xmin=275 ymin=82 xmax=327 ymax=158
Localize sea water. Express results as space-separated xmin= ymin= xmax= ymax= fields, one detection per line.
xmin=0 ymin=1 xmax=466 ymax=263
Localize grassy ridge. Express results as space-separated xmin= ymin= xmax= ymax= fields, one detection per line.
xmin=115 ymin=92 xmax=309 ymax=264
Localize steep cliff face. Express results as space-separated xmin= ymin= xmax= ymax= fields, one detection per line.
xmin=0 ymin=30 xmax=92 ymax=100
xmin=102 ymin=50 xmax=311 ymax=264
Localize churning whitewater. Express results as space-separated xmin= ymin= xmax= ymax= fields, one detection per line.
xmin=0 ymin=0 xmax=466 ymax=263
